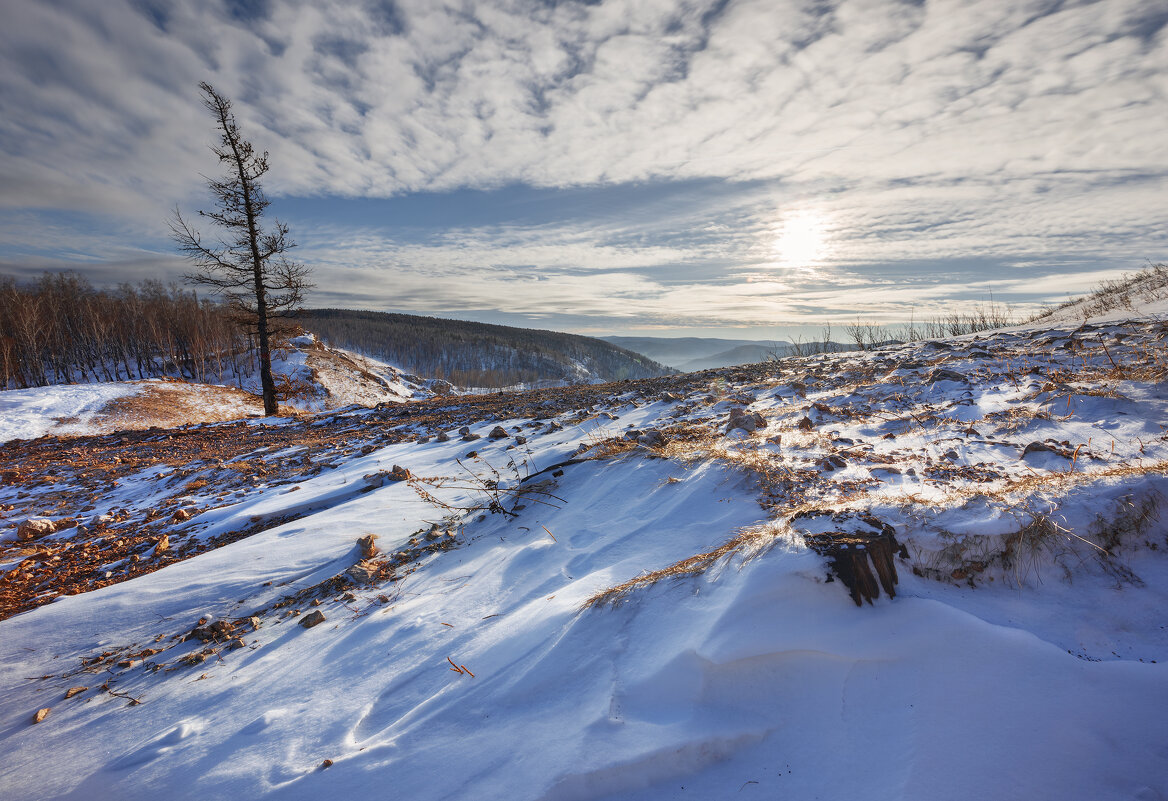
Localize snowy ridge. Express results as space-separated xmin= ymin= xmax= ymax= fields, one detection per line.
xmin=0 ymin=310 xmax=1166 ymax=799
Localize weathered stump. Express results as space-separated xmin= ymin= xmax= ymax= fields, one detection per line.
xmin=795 ymin=511 xmax=907 ymax=606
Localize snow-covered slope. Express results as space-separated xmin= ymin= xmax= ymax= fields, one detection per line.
xmin=0 ymin=308 xmax=1166 ymax=799
xmin=0 ymin=335 xmax=445 ymax=443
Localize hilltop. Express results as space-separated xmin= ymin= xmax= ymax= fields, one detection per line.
xmin=0 ymin=273 xmax=1166 ymax=800
xmin=300 ymin=309 xmax=671 ymax=389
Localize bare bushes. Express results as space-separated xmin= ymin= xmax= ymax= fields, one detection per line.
xmin=1029 ymin=262 xmax=1168 ymax=322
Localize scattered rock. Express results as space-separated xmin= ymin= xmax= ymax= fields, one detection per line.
xmin=360 ymin=444 xmax=376 ymax=455
xmin=816 ymin=455 xmax=847 ymax=471
xmin=436 ymin=431 xmax=450 ymax=442
xmin=488 ymin=426 xmax=509 ymax=439
xmin=170 ymin=508 xmax=192 ymax=523
xmin=389 ymin=465 xmax=411 ymax=481
xmin=154 ymin=535 xmax=169 ymax=555
xmin=459 ymin=426 xmax=481 ymax=442
xmin=320 ymin=759 xmax=334 ymax=770
xmin=299 ymin=610 xmax=326 ymax=628
xmin=64 ymin=687 xmax=87 ymax=699
xmin=32 ymin=707 xmax=50 ymax=724
xmin=514 ymin=435 xmax=527 ymax=445
xmin=797 ymin=416 xmax=815 ymax=432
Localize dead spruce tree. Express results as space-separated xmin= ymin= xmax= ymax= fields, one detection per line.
xmin=170 ymin=82 xmax=312 ymax=415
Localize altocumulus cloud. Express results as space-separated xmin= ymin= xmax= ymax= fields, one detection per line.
xmin=0 ymin=0 xmax=1165 ymax=331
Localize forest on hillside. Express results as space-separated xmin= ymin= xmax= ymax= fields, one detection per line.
xmin=0 ymin=272 xmax=261 ymax=389
xmin=299 ymin=309 xmax=671 ymax=388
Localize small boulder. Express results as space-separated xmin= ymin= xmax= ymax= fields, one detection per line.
xmin=435 ymin=431 xmax=450 ymax=442
xmin=345 ymin=562 xmax=379 ymax=584
xmin=488 ymin=426 xmax=508 ymax=440
xmin=388 ymin=465 xmax=411 ymax=481
xmin=636 ymin=430 xmax=668 ymax=448
xmin=797 ymin=416 xmax=815 ymax=432
xmin=16 ymin=518 xmax=56 ymax=542
xmin=170 ymin=508 xmax=193 ymax=523
xmin=357 ymin=534 xmax=378 ymax=559
xmin=299 ymin=610 xmax=326 ymax=628
xmin=514 ymin=435 xmax=527 ymax=445
xmin=32 ymin=708 xmax=50 ymax=724
xmin=726 ymin=408 xmax=766 ymax=434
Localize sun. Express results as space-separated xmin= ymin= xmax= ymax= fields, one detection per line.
xmin=772 ymin=209 xmax=831 ymax=270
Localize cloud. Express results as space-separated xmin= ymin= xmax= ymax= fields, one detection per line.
xmin=0 ymin=0 xmax=1165 ymax=333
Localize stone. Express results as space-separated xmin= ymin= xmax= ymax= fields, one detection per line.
xmin=346 ymin=562 xmax=379 ymax=584
xmin=436 ymin=431 xmax=450 ymax=442
xmin=927 ymin=368 xmax=965 ymax=383
xmin=636 ymin=430 xmax=667 ymax=447
xmin=64 ymin=687 xmax=87 ymax=699
xmin=154 ymin=535 xmax=169 ymax=555
xmin=388 ymin=465 xmax=411 ymax=481
xmin=514 ymin=435 xmax=527 ymax=445
xmin=357 ymin=534 xmax=378 ymax=559
xmin=300 ymin=610 xmax=326 ymax=628
xmin=32 ymin=708 xmax=50 ymax=724
xmin=488 ymin=426 xmax=509 ymax=439
xmin=16 ymin=518 xmax=56 ymax=542
xmin=171 ymin=508 xmax=192 ymax=523
xmin=726 ymin=408 xmax=766 ymax=434
xmin=797 ymin=416 xmax=815 ymax=432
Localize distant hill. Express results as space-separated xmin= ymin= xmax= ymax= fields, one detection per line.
xmin=298 ymin=309 xmax=671 ymax=389
xmin=602 ymin=336 xmax=793 ymax=371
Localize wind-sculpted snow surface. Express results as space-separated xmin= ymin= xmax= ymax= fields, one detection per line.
xmin=1 ymin=315 xmax=1167 ymax=800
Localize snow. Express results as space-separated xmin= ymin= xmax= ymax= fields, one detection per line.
xmin=1 ymin=309 xmax=1167 ymax=800
xmin=0 ymin=382 xmax=139 ymax=442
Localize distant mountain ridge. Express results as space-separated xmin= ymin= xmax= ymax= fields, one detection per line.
xmin=298 ymin=309 xmax=671 ymax=389
xmin=602 ymin=336 xmax=791 ymax=371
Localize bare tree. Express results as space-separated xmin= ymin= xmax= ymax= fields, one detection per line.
xmin=170 ymin=82 xmax=312 ymax=415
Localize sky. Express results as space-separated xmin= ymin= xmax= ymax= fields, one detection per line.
xmin=1 ymin=0 xmax=1166 ymax=339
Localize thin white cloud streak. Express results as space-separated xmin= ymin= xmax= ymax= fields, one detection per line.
xmin=3 ymin=0 xmax=1165 ymax=205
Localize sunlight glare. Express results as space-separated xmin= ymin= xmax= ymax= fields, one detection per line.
xmin=772 ymin=209 xmax=831 ymax=270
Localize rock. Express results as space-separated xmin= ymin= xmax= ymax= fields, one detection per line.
xmin=320 ymin=759 xmax=334 ymax=770
xmin=488 ymin=426 xmax=508 ymax=439
xmin=726 ymin=408 xmax=766 ymax=434
xmin=1021 ymin=441 xmax=1056 ymax=457
xmin=389 ymin=465 xmax=411 ymax=481
xmin=357 ymin=534 xmax=378 ymax=559
xmin=346 ymin=562 xmax=379 ymax=584
xmin=32 ymin=708 xmax=50 ymax=724
xmin=300 ymin=610 xmax=326 ymax=628
xmin=816 ymin=455 xmax=847 ymax=471
xmin=927 ymin=368 xmax=965 ymax=383
xmin=636 ymin=430 xmax=667 ymax=447
xmin=154 ymin=535 xmax=169 ymax=555
xmin=64 ymin=687 xmax=87 ymax=699
xmin=435 ymin=431 xmax=450 ymax=442
xmin=16 ymin=518 xmax=56 ymax=542
xmin=797 ymin=416 xmax=815 ymax=432
xmin=171 ymin=508 xmax=192 ymax=523
xmin=360 ymin=444 xmax=376 ymax=455
xmin=514 ymin=435 xmax=527 ymax=445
